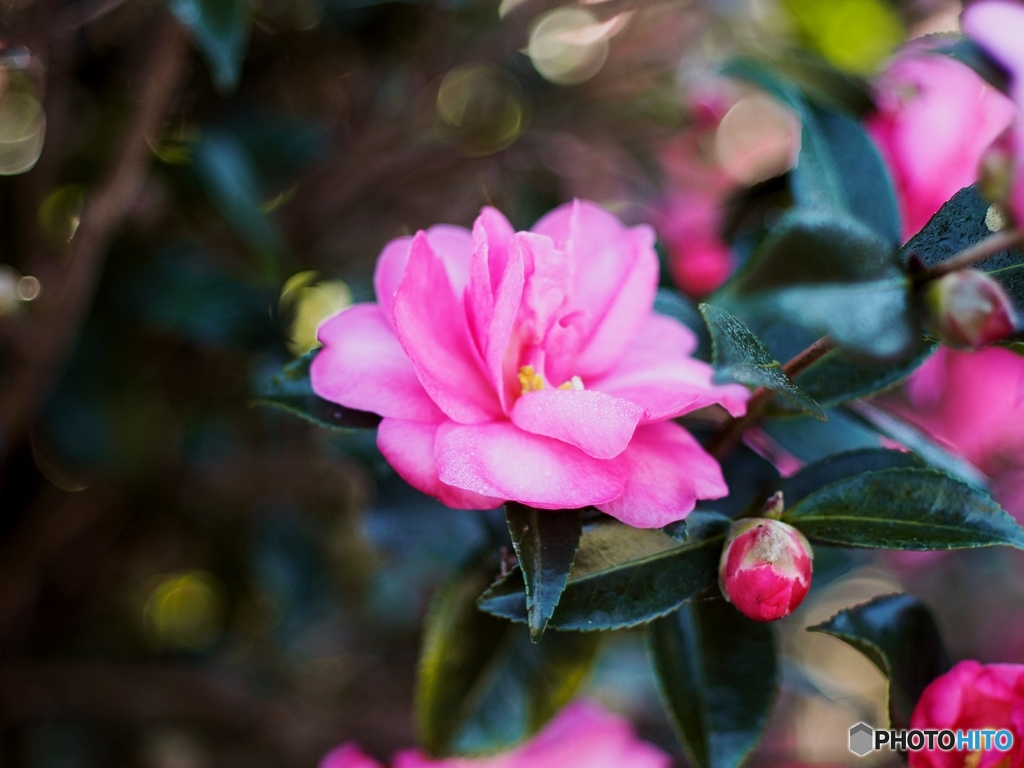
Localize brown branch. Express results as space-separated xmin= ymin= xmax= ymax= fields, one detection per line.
xmin=0 ymin=12 xmax=188 ymax=466
xmin=925 ymin=229 xmax=1023 ymax=280
xmin=707 ymin=336 xmax=835 ymax=460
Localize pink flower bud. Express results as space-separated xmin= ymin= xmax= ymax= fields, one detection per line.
xmin=980 ymin=130 xmax=1016 ymax=208
xmin=718 ymin=518 xmax=813 ymax=622
xmin=923 ymin=269 xmax=1017 ymax=350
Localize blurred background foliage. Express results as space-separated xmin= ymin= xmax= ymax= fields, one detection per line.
xmin=0 ymin=0 xmax=1017 ymax=766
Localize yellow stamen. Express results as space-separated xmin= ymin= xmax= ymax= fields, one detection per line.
xmin=557 ymin=375 xmax=585 ymax=391
xmin=518 ymin=365 xmax=544 ymax=394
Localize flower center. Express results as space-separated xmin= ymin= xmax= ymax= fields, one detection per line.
xmin=517 ymin=365 xmax=544 ymax=394
xmin=516 ymin=366 xmax=585 ymax=396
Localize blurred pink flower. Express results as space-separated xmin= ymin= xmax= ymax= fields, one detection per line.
xmin=311 ymin=201 xmax=748 ymax=528
xmin=659 ymin=189 xmax=735 ymax=297
xmin=963 ymin=0 xmax=1024 ymax=227
xmin=866 ymin=47 xmax=1016 ymax=240
xmin=910 ymin=660 xmax=1024 ymax=768
xmin=654 ymin=85 xmax=739 ymax=299
xmin=885 ymin=346 xmax=1024 ymax=518
xmin=319 ymin=700 xmax=671 ymax=768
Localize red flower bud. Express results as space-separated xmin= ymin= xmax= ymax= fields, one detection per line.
xmin=718 ymin=518 xmax=813 ymax=622
xmin=922 ymin=269 xmax=1016 ymax=350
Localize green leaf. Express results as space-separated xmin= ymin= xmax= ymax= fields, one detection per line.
xmin=808 ymin=593 xmax=950 ymax=729
xmin=505 ymin=504 xmax=582 ymax=642
xmin=782 ymin=467 xmax=1024 ymax=549
xmin=664 ymin=510 xmax=733 ymax=544
xmin=417 ymin=560 xmax=600 ymax=756
xmin=791 ymin=340 xmax=937 ymax=409
xmin=761 ymin=407 xmax=887 ymax=464
xmin=700 ymin=302 xmax=825 ymax=419
xmin=649 ymin=599 xmax=778 ymax=768
xmin=253 ymin=351 xmax=382 ymax=430
xmin=720 ymin=208 xmax=916 ymax=361
xmin=777 ymin=448 xmax=925 ymax=507
xmin=478 ymin=518 xmax=723 ymax=631
xmin=721 ymin=57 xmax=900 ymax=246
xmin=904 ymin=185 xmax=1024 ymax=323
xmin=793 ymin=103 xmax=901 ymax=247
xmin=167 ymin=0 xmax=250 ymax=93
xmin=764 ymin=49 xmax=874 ymax=117
xmin=841 ymin=401 xmax=990 ymax=490
xmin=937 ymin=37 xmax=1012 ymax=95
xmin=192 ymin=131 xmax=285 ymax=279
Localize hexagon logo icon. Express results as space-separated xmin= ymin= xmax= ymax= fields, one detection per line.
xmin=849 ymin=722 xmax=874 ymax=757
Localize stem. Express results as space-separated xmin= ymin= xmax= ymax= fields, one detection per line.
xmin=707 ymin=336 xmax=835 ymax=460
xmin=924 ymin=229 xmax=1023 ymax=279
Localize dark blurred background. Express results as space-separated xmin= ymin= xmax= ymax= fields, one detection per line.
xmin=0 ymin=0 xmax=1013 ymax=765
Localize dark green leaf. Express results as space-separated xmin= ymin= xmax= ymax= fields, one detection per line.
xmin=417 ymin=560 xmax=599 ymax=756
xmin=649 ymin=599 xmax=778 ymax=768
xmin=841 ymin=401 xmax=990 ymax=490
xmin=700 ymin=303 xmax=824 ymax=419
xmin=663 ymin=510 xmax=732 ymax=544
xmin=765 ymin=49 xmax=874 ymax=116
xmin=253 ymin=351 xmax=382 ymax=430
xmin=793 ymin=103 xmax=901 ymax=247
xmin=167 ymin=0 xmax=250 ymax=92
xmin=721 ymin=57 xmax=900 ymax=246
xmin=937 ymin=37 xmax=1012 ymax=95
xmin=761 ymin=407 xmax=886 ymax=464
xmin=720 ymin=208 xmax=916 ymax=361
xmin=904 ymin=185 xmax=1024 ymax=325
xmin=192 ymin=131 xmax=285 ymax=278
xmin=505 ymin=504 xmax=582 ymax=642
xmin=792 ymin=340 xmax=937 ymax=409
xmin=808 ymin=593 xmax=951 ymax=729
xmin=478 ymin=518 xmax=723 ymax=631
xmin=782 ymin=467 xmax=1024 ymax=549
xmin=777 ymin=448 xmax=925 ymax=508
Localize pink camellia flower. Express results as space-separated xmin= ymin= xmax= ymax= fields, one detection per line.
xmin=885 ymin=346 xmax=1024 ymax=520
xmin=718 ymin=517 xmax=813 ymax=622
xmin=319 ymin=700 xmax=671 ymax=768
xmin=866 ymin=46 xmax=1016 ymax=240
xmin=311 ymin=201 xmax=748 ymax=528
xmin=922 ymin=269 xmax=1017 ymax=350
xmin=909 ymin=660 xmax=1024 ymax=768
xmin=656 ymin=115 xmax=738 ymax=298
xmin=963 ymin=0 xmax=1024 ymax=226
xmin=659 ymin=189 xmax=735 ymax=298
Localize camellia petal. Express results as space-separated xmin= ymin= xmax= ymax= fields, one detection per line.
xmin=312 ymin=304 xmax=444 ymax=422
xmin=393 ymin=232 xmax=502 ymax=424
xmin=435 ymin=420 xmax=627 ymax=509
xmin=374 ymin=224 xmax=474 ymax=329
xmin=597 ymin=421 xmax=728 ymax=528
xmin=510 ymin=389 xmax=645 ymax=459
xmin=866 ymin=49 xmax=1015 ymax=239
xmin=593 ymin=322 xmax=748 ymax=421
xmin=533 ymin=201 xmax=660 ymax=377
xmin=377 ymin=418 xmax=503 ymax=510
xmin=324 ymin=701 xmax=671 ymax=768
xmin=321 ymin=743 xmax=384 ymax=768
